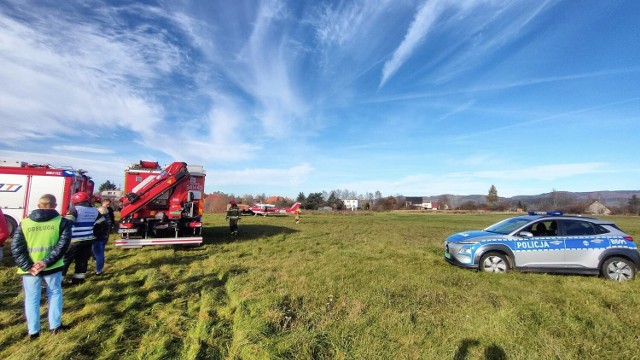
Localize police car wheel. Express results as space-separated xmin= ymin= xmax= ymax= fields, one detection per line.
xmin=601 ymin=257 xmax=636 ymax=281
xmin=479 ymin=252 xmax=510 ymax=273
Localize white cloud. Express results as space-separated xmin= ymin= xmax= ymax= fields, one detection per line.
xmin=51 ymin=145 xmax=114 ymax=154
xmin=0 ymin=5 xmax=169 ymax=144
xmin=380 ymin=0 xmax=446 ymax=88
xmin=208 ymin=163 xmax=314 ymax=186
xmin=462 ymin=163 xmax=606 ymax=181
xmin=341 ymin=162 xmax=608 ymax=197
xmin=430 ymin=0 xmax=557 ymax=84
xmin=313 ymin=0 xmax=391 ymax=48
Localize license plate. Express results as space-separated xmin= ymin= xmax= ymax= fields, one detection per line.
xmin=118 ymin=229 xmax=138 ymax=234
xmin=444 ymin=251 xmax=451 ymax=259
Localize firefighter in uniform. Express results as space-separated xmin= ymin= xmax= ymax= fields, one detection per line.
xmin=226 ymin=199 xmax=241 ymax=236
xmin=62 ymin=192 xmax=105 ymax=285
xmin=11 ymin=194 xmax=72 ymax=339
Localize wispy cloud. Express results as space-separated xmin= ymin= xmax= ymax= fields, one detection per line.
xmin=342 ymin=162 xmax=608 ymax=196
xmin=433 ymin=100 xmax=476 ymax=123
xmin=367 ymin=67 xmax=640 ymax=104
xmin=380 ymin=0 xmax=446 ymax=88
xmin=456 ymin=163 xmax=606 ymax=181
xmin=430 ymin=0 xmax=557 ymax=84
xmin=451 ymin=96 xmax=640 ymax=141
xmin=379 ymin=0 xmax=558 ymax=87
xmin=0 ymin=149 xmax=129 ymax=184
xmin=0 ymin=3 xmax=168 ymax=142
xmin=313 ymin=0 xmax=390 ymax=48
xmin=208 ymin=163 xmax=314 ymax=186
xmin=52 ymin=145 xmax=114 ymax=154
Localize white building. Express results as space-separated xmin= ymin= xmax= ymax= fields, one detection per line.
xmin=420 ymin=202 xmax=433 ymax=209
xmin=101 ymin=190 xmax=123 ymax=198
xmin=343 ymin=199 xmax=359 ymax=211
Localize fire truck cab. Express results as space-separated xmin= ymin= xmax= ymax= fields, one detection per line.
xmin=0 ymin=159 xmax=93 ymax=236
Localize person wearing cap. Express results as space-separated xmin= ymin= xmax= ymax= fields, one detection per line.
xmin=226 ymin=199 xmax=241 ymax=236
xmin=11 ymin=194 xmax=72 ymax=339
xmin=62 ymin=192 xmax=106 ymax=285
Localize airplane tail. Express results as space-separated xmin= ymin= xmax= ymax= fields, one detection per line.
xmin=288 ymin=203 xmax=301 ymax=212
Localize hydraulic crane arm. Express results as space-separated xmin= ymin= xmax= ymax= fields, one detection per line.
xmin=119 ymin=162 xmax=189 ymax=220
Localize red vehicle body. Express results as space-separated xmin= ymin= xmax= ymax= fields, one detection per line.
xmin=0 ymin=159 xmax=93 ymax=236
xmin=116 ymin=161 xmax=205 ymax=247
xmin=245 ymin=202 xmax=301 ymax=216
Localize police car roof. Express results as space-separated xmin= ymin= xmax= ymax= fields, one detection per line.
xmin=520 ymin=213 xmax=610 ymax=225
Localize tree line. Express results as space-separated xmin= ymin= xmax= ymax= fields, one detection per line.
xmin=97 ymin=180 xmax=640 ymax=215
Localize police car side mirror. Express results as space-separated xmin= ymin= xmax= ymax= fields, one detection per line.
xmin=518 ymin=231 xmax=534 ymax=238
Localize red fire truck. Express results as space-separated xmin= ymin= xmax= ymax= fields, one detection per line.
xmin=0 ymin=159 xmax=94 ymax=236
xmin=116 ymin=161 xmax=205 ymax=247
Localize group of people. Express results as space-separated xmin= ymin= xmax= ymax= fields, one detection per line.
xmin=3 ymin=192 xmax=114 ymax=339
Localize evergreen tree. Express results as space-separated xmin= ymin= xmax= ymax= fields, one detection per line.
xmin=517 ymin=200 xmax=527 ymax=211
xmin=486 ymin=185 xmax=499 ymax=208
xmin=304 ymin=193 xmax=324 ymax=210
xmin=326 ymin=192 xmax=344 ymax=210
xmin=628 ymin=195 xmax=640 ymax=215
xmin=98 ymin=180 xmax=117 ymax=192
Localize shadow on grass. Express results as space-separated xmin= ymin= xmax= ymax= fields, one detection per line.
xmin=454 ymin=339 xmax=507 ymax=360
xmin=201 ymin=224 xmax=299 ymax=246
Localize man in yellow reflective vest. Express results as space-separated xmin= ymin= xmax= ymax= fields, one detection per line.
xmin=11 ymin=194 xmax=72 ymax=339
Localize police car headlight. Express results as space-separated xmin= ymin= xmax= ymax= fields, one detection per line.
xmin=458 ymin=247 xmax=472 ymax=254
xmin=458 ymin=240 xmax=479 ymax=245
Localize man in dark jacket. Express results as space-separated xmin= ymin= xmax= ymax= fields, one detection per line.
xmin=101 ymin=198 xmax=116 ymax=232
xmin=11 ymin=194 xmax=72 ymax=339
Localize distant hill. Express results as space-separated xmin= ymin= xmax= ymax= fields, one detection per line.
xmin=424 ymin=190 xmax=640 ymax=209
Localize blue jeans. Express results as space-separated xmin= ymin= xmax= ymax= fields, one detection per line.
xmin=92 ymin=238 xmax=107 ymax=273
xmin=22 ymin=271 xmax=63 ymax=334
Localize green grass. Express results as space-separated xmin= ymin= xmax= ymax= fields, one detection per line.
xmin=1 ymin=212 xmax=640 ymax=359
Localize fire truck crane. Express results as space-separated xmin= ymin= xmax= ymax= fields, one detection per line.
xmin=116 ymin=161 xmax=205 ymax=247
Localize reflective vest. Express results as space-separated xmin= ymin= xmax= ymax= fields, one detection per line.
xmin=70 ymin=206 xmax=99 ymax=242
xmin=17 ymin=216 xmax=64 ymax=274
xmin=227 ymin=208 xmax=241 ymax=220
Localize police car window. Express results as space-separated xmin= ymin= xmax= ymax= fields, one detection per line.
xmin=562 ymin=221 xmax=596 ymax=236
xmin=594 ymin=224 xmax=609 ymax=235
xmin=526 ymin=220 xmax=557 ymax=237
xmin=485 ymin=217 xmax=532 ymax=235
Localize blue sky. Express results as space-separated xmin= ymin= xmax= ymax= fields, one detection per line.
xmin=1 ymin=0 xmax=639 ymax=199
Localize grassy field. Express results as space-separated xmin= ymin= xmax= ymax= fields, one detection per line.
xmin=1 ymin=212 xmax=639 ymax=360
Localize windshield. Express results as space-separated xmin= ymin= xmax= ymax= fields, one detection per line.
xmin=484 ymin=217 xmax=533 ymax=235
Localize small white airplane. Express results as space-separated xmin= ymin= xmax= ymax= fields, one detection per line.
xmin=244 ymin=202 xmax=301 ymax=216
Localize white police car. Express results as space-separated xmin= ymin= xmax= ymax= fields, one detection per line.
xmin=444 ymin=212 xmax=640 ymax=281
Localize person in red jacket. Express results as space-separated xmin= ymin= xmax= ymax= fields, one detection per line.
xmin=0 ymin=208 xmax=10 ymax=263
